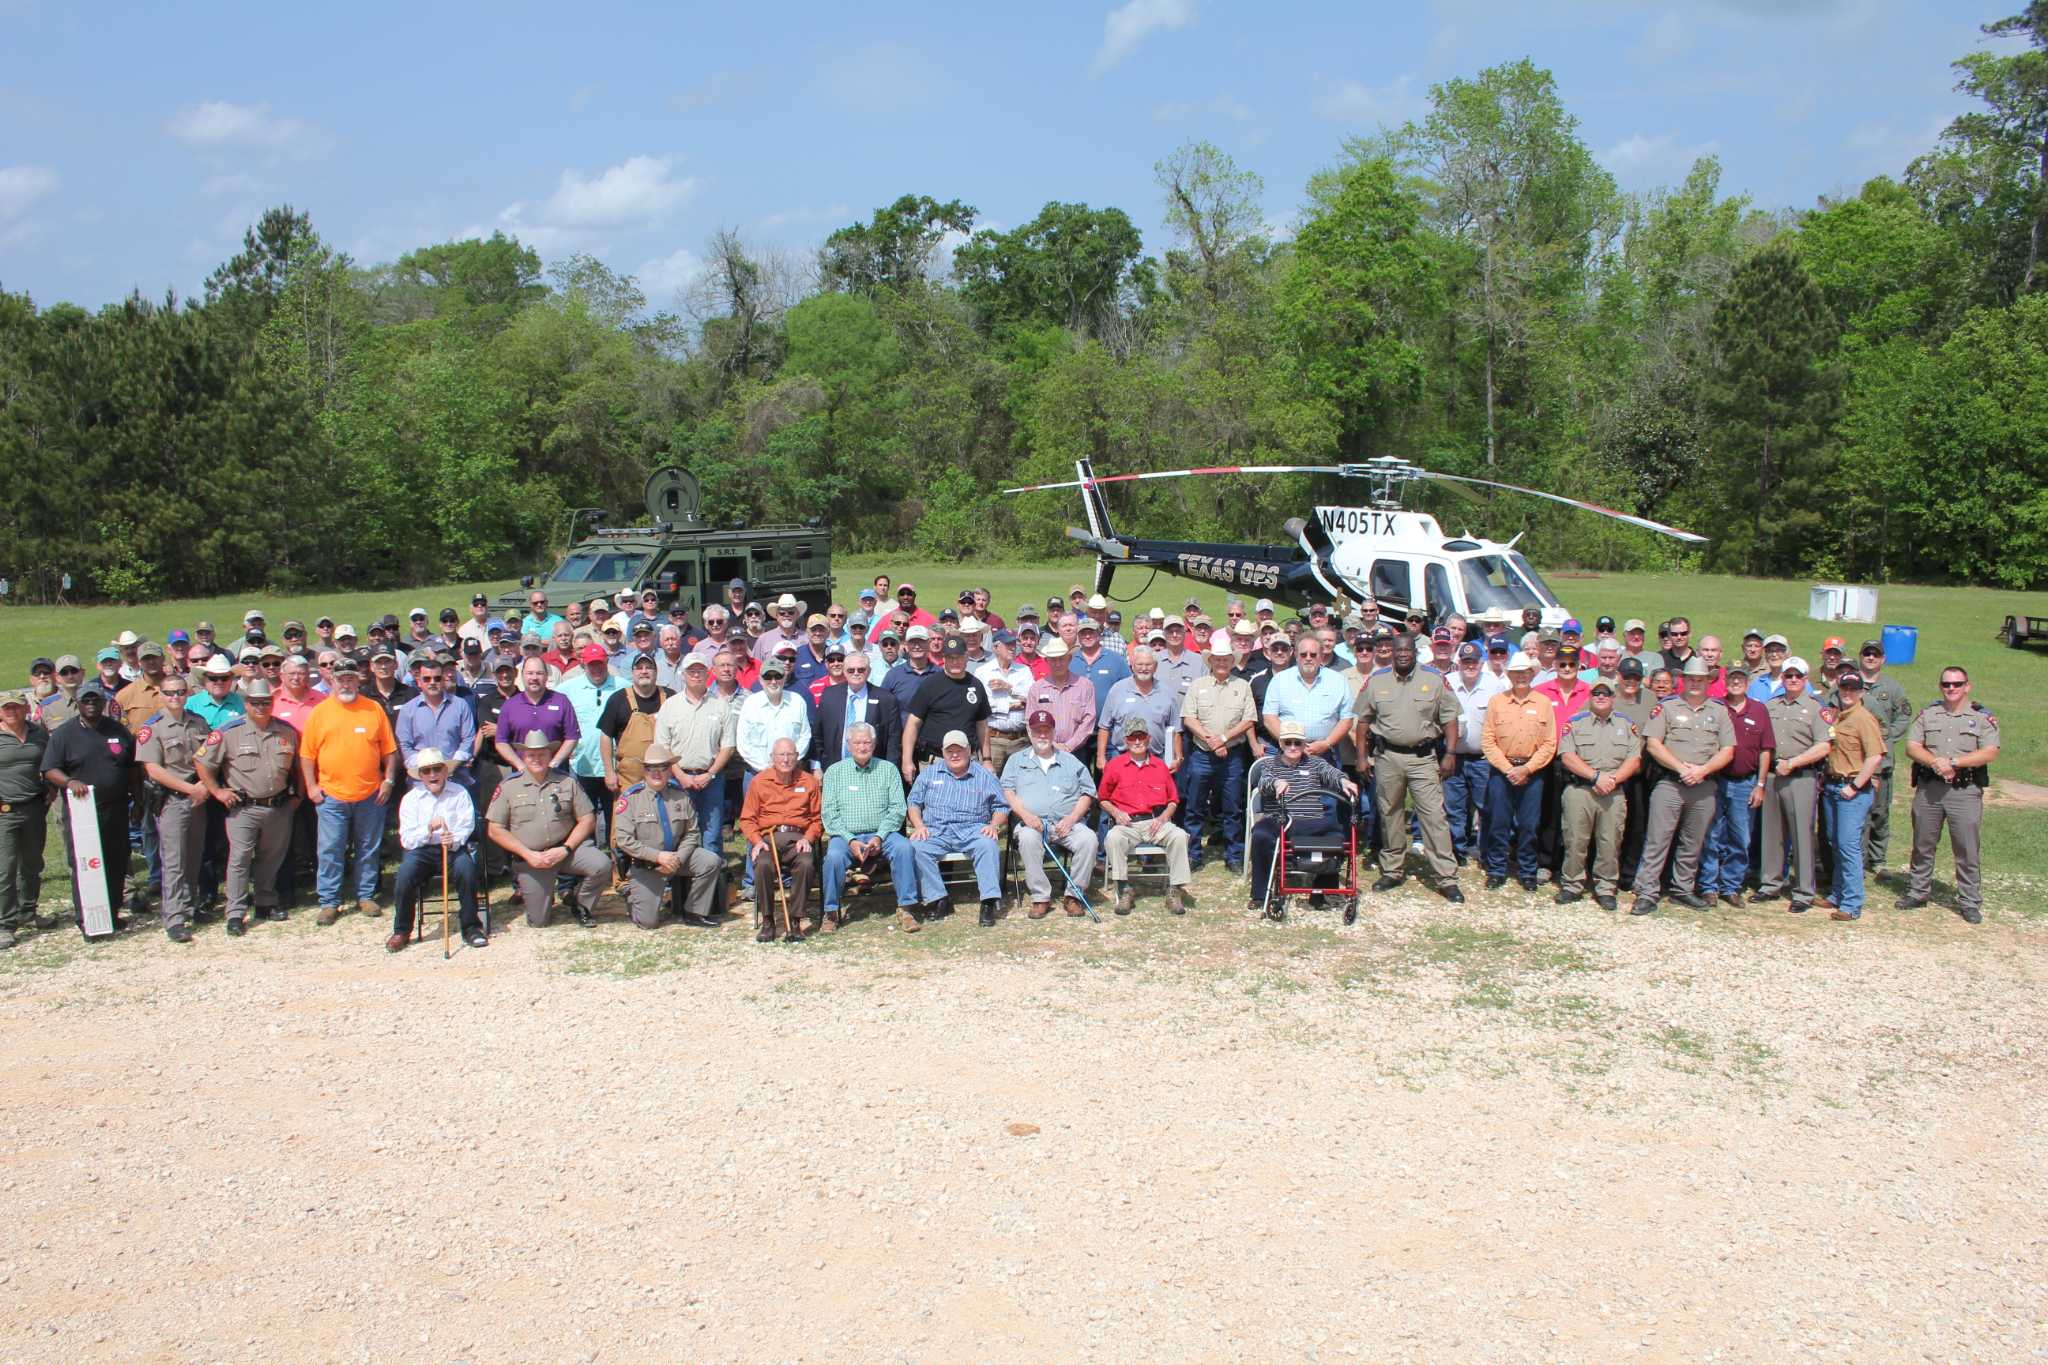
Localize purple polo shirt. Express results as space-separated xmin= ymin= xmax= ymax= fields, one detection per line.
xmin=496 ymin=689 xmax=580 ymax=752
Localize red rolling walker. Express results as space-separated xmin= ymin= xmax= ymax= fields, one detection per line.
xmin=1268 ymin=796 xmax=1360 ymax=924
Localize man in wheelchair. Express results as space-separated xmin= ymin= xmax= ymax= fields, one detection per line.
xmin=1247 ymin=720 xmax=1359 ymax=916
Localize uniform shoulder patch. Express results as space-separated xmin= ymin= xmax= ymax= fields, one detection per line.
xmin=135 ymin=725 xmax=152 ymax=744
xmin=614 ymin=796 xmax=629 ymax=815
xmin=1972 ymin=702 xmax=1996 ymax=721
xmin=1819 ymin=706 xmax=1838 ymax=725
xmin=1648 ymin=704 xmax=1663 ymax=718
xmin=1567 ymin=710 xmax=1591 ymax=725
xmin=206 ymin=730 xmax=223 ymax=745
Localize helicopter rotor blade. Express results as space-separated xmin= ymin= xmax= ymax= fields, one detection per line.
xmin=1001 ymin=464 xmax=1346 ymax=495
xmin=1414 ymin=472 xmax=1709 ymax=544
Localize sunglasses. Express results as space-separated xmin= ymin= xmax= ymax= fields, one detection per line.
xmin=161 ymin=689 xmax=188 ymax=698
xmin=1939 ymin=680 xmax=1967 ymax=689
xmin=1783 ymin=669 xmax=1806 ymax=678
xmin=1279 ymin=738 xmax=1305 ymax=747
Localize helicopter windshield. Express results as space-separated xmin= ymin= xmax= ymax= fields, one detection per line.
xmin=1459 ymin=553 xmax=1558 ymax=612
xmin=549 ymin=549 xmax=650 ymax=585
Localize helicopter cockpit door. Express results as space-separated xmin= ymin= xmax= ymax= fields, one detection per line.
xmin=1423 ymin=563 xmax=1455 ymax=626
xmin=1369 ymin=559 xmax=1414 ymax=616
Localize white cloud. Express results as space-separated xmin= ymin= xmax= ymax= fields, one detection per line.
xmin=1151 ymin=93 xmax=1251 ymax=124
xmin=497 ymin=155 xmax=698 ymax=250
xmin=1314 ymin=76 xmax=1422 ymax=128
xmin=1093 ymin=0 xmax=1195 ymax=74
xmin=166 ymin=100 xmax=313 ymax=151
xmin=0 ymin=164 xmax=58 ymax=220
xmin=638 ymin=246 xmax=705 ymax=300
xmin=1601 ymin=132 xmax=1721 ymax=188
xmin=1629 ymin=12 xmax=1692 ymax=65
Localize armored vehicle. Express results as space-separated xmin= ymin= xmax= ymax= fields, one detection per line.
xmin=493 ymin=468 xmax=832 ymax=620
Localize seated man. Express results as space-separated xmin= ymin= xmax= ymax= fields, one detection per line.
xmin=820 ymin=722 xmax=921 ymax=932
xmin=905 ymin=729 xmax=1007 ymax=929
xmin=1247 ymin=720 xmax=1358 ymax=915
xmin=739 ymin=737 xmax=822 ymax=941
xmin=1097 ymin=718 xmax=1193 ymax=915
xmin=1000 ymin=708 xmax=1098 ymax=919
xmin=486 ymin=731 xmax=611 ymax=928
xmin=610 ymin=743 xmax=723 ymax=930
xmin=388 ymin=748 xmax=483 ymax=951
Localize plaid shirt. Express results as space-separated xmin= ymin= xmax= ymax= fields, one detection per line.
xmin=821 ymin=756 xmax=907 ymax=839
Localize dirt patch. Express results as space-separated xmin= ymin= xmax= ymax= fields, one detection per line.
xmin=1989 ymin=778 xmax=2048 ymax=808
xmin=1 ymin=873 xmax=2044 ymax=1360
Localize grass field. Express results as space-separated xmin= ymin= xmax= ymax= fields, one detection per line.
xmin=4 ymin=555 xmax=2042 ymax=899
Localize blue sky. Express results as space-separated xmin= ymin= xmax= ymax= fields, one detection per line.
xmin=0 ymin=0 xmax=1999 ymax=311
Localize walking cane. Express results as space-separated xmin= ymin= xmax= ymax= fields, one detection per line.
xmin=766 ymin=829 xmax=798 ymax=942
xmin=441 ymin=838 xmax=451 ymax=959
xmin=1260 ymin=812 xmax=1295 ymax=922
xmin=1042 ymin=837 xmax=1100 ymax=923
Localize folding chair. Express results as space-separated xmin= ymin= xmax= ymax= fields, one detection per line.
xmin=406 ymin=836 xmax=490 ymax=944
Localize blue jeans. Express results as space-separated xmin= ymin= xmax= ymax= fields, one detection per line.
xmin=907 ymin=826 xmax=1002 ymax=901
xmin=391 ymin=843 xmax=480 ymax=937
xmin=1822 ymin=782 xmax=1874 ymax=916
xmin=738 ymin=768 xmax=760 ymax=890
xmin=1182 ymin=746 xmax=1248 ymax=866
xmin=822 ymin=832 xmax=920 ymax=911
xmin=1445 ymin=754 xmax=1492 ymax=860
xmin=315 ymin=795 xmax=386 ymax=906
xmin=1700 ymin=774 xmax=1757 ymax=895
xmin=1483 ymin=768 xmax=1543 ymax=878
xmin=688 ymin=773 xmax=725 ymax=854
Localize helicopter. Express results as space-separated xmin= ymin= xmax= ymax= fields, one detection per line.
xmin=1002 ymin=456 xmax=1706 ymax=628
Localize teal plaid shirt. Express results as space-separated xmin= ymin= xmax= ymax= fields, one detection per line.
xmin=821 ymin=755 xmax=907 ymax=840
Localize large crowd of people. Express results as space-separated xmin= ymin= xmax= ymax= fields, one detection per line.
xmin=0 ymin=577 xmax=2002 ymax=952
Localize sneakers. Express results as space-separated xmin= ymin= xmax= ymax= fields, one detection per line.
xmin=1166 ymin=886 xmax=1185 ymax=916
xmin=316 ymin=905 xmax=343 ymax=926
xmin=464 ymin=930 xmax=489 ymax=948
xmin=1114 ymin=883 xmax=1134 ymax=915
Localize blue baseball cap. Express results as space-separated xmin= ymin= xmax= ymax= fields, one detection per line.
xmin=167 ymin=628 xmax=190 ymax=643
xmin=1485 ymin=637 xmax=1510 ymax=654
xmin=1561 ymin=618 xmax=1582 ymax=635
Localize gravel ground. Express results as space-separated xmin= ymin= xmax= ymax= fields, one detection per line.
xmin=2 ymin=866 xmax=2043 ymax=1362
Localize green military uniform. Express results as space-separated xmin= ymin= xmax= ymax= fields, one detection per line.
xmin=0 ymin=708 xmax=50 ymax=934
xmin=1557 ymin=709 xmax=1641 ymax=901
xmin=1630 ymin=694 xmax=1735 ymax=907
xmin=487 ymin=766 xmax=610 ymax=926
xmin=610 ymin=777 xmax=722 ymax=928
xmin=1758 ymin=692 xmax=1827 ymax=907
xmin=1856 ymin=670 xmax=1910 ymax=867
xmin=199 ymin=715 xmax=299 ymax=925
xmin=136 ymin=709 xmax=212 ymax=930
xmin=1353 ymin=666 xmax=1461 ymax=887
xmin=1904 ymin=701 xmax=1999 ymax=917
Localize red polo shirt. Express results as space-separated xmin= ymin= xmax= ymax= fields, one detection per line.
xmin=1098 ymin=751 xmax=1178 ymax=818
xmin=1719 ymin=697 xmax=1777 ymax=779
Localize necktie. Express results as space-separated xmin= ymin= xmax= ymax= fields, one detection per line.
xmin=655 ymin=783 xmax=675 ymax=853
xmin=843 ymin=689 xmax=860 ymax=760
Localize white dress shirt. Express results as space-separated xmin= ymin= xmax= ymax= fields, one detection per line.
xmin=398 ymin=784 xmax=476 ymax=851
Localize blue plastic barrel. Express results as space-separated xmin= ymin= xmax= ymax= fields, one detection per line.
xmin=1882 ymin=624 xmax=1917 ymax=666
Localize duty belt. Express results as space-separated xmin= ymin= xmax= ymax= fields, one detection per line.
xmin=234 ymin=791 xmax=291 ymax=808
xmin=1375 ymin=739 xmax=1436 ymax=756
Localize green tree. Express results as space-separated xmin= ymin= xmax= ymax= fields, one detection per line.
xmin=1699 ymin=244 xmax=1841 ymax=575
xmin=954 ymin=201 xmax=1145 ymax=335
xmin=820 ymin=194 xmax=976 ymax=296
xmin=1944 ymin=2 xmax=2048 ymax=293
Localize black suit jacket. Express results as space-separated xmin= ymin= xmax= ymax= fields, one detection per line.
xmin=811 ymin=684 xmax=900 ymax=770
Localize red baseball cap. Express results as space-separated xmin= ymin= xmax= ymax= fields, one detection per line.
xmin=579 ymin=643 xmax=610 ymax=664
xmin=1821 ymin=636 xmax=1845 ymax=653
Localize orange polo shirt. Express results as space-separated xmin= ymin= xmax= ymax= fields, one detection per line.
xmin=299 ymin=694 xmax=396 ymax=801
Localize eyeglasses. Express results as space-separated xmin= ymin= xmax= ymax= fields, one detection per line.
xmin=1939 ymin=680 xmax=1968 ymax=689
xmin=1669 ymin=629 xmax=1690 ymax=638
xmin=1279 ymin=739 xmax=1304 ymax=748
xmin=247 ymin=699 xmax=273 ymax=708
xmin=57 ymin=667 xmax=82 ymax=676
xmin=1783 ymin=669 xmax=1806 ymax=678
xmin=826 ymin=613 xmax=845 ymax=621
xmin=161 ymin=689 xmax=188 ymax=698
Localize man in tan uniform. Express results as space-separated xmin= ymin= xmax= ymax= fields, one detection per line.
xmin=1900 ymin=665 xmax=1999 ymax=924
xmin=611 ymin=743 xmax=723 ymax=929
xmin=135 ymin=675 xmax=212 ymax=942
xmin=1353 ymin=636 xmax=1465 ymax=902
xmin=487 ymin=731 xmax=611 ymax=927
xmin=1755 ymin=657 xmax=1831 ymax=913
xmin=1555 ymin=680 xmax=1641 ymax=911
xmin=1630 ymin=658 xmax=1734 ymax=915
xmin=196 ymin=677 xmax=300 ymax=935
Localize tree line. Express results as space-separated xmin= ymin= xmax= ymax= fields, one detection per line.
xmin=3 ymin=8 xmax=2046 ymax=602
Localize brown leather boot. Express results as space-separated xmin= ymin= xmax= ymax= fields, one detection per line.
xmin=1114 ymin=883 xmax=1134 ymax=915
xmin=1027 ymin=901 xmax=1052 ymax=919
xmin=1063 ymin=896 xmax=1087 ymax=917
xmin=1166 ymin=885 xmax=1186 ymax=916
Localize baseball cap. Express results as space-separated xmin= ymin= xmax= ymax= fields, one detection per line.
xmin=1275 ymin=719 xmax=1306 ymax=741
xmin=759 ymin=659 xmax=788 ymax=679
xmin=243 ymin=609 xmax=265 ymax=624
xmin=1039 ymin=638 xmax=1070 ymax=658
xmin=858 ymin=588 xmax=877 ymax=601
xmin=876 ymin=630 xmax=901 ymax=644
xmin=1430 ymin=627 xmax=1453 ymax=643
xmin=937 ymin=606 xmax=959 ymax=622
xmin=1859 ymin=639 xmax=1883 ymax=655
xmin=904 ymin=625 xmax=931 ymax=642
xmin=1075 ymin=617 xmax=1098 ymax=632
xmin=1145 ymin=628 xmax=1168 ymax=643
xmin=258 ymin=642 xmax=284 ymax=660
xmin=1617 ymin=658 xmax=1644 ymax=678
xmin=1742 ymin=627 xmax=1765 ymax=641
xmin=824 ymin=644 xmax=847 ymax=660
xmin=336 ymin=623 xmax=358 ymax=638
xmin=1027 ymin=708 xmax=1055 ymax=728
xmin=194 ymin=620 xmax=215 ymax=633
xmin=492 ymin=657 xmax=517 ymax=674
xmin=1588 ymin=681 xmax=1614 ymax=695
xmin=1123 ymin=716 xmax=1151 ymax=736
xmin=237 ymin=644 xmax=261 ymax=662
xmin=369 ymin=645 xmax=397 ymax=662
xmin=897 ymin=582 xmax=917 ymax=594
xmin=941 ymin=729 xmax=971 ymax=751
xmin=1724 ymin=663 xmax=1750 ymax=680
xmin=462 ymin=637 xmax=483 ymax=654
xmin=1595 ymin=616 xmax=1616 ymax=632
xmin=958 ymin=589 xmax=977 ymax=605
xmin=806 ymin=613 xmax=829 ymax=628
xmin=1763 ymin=633 xmax=1788 ymax=649
xmin=727 ymin=576 xmax=747 ymax=590
xmin=1622 ymin=618 xmax=1647 ymax=633
xmin=940 ymin=637 xmax=967 ymax=656
xmin=1017 ymin=603 xmax=1039 ymax=619
xmin=407 ymin=606 xmax=427 ymax=620
xmin=588 ymin=597 xmax=609 ymax=613
xmin=167 ymin=629 xmax=189 ymax=644
xmin=53 ymin=653 xmax=81 ymax=672
xmin=332 ymin=652 xmax=364 ymax=675
xmin=1836 ymin=670 xmax=1867 ymax=689
xmin=1783 ymin=656 xmax=1810 ymax=675
xmin=1486 ymin=637 xmax=1510 ymax=655
xmin=1561 ymin=618 xmax=1582 ymax=634
xmin=1254 ymin=598 xmax=1275 ymax=613
xmin=631 ymin=619 xmax=654 ymax=635
xmin=681 ymin=653 xmax=708 ymax=670
xmin=313 ymin=615 xmax=334 ymax=628
xmin=1822 ymin=636 xmax=1845 ymax=653
xmin=89 ymin=646 xmax=119 ymax=665
xmin=439 ymin=608 xmax=459 ymax=623
xmin=993 ymin=629 xmax=1017 ymax=646
xmin=1457 ymin=642 xmax=1480 ymax=661
xmin=578 ymin=644 xmax=608 ymax=664
xmin=1507 ymin=651 xmax=1536 ymax=671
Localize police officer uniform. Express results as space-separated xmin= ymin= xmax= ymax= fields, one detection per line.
xmin=1556 ymin=697 xmax=1641 ymax=907
xmin=487 ymin=733 xmax=611 ymax=927
xmin=1630 ymin=666 xmax=1735 ymax=913
xmin=1757 ymin=683 xmax=1828 ymax=910
xmin=610 ymin=743 xmax=723 ymax=929
xmin=198 ymin=678 xmax=299 ymax=931
xmin=1902 ymin=698 xmax=1999 ymax=922
xmin=135 ymin=702 xmax=213 ymax=935
xmin=1352 ymin=662 xmax=1463 ymax=894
